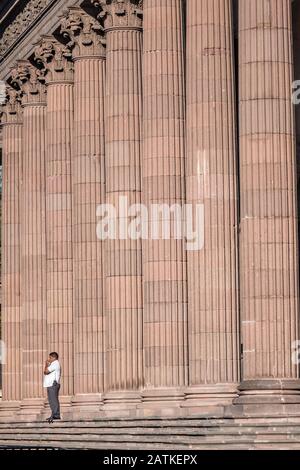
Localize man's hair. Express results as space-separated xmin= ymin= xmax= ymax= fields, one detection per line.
xmin=49 ymin=352 xmax=59 ymax=360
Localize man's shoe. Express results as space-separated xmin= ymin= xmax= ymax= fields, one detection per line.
xmin=53 ymin=416 xmax=61 ymax=420
xmin=46 ymin=417 xmax=53 ymax=424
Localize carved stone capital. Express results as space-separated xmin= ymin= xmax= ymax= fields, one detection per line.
xmin=34 ymin=36 xmax=74 ymax=83
xmin=0 ymin=88 xmax=23 ymax=125
xmin=10 ymin=60 xmax=46 ymax=105
xmin=92 ymin=0 xmax=143 ymax=30
xmin=60 ymin=7 xmax=106 ymax=59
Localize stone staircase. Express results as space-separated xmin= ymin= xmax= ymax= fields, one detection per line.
xmin=1 ymin=416 xmax=300 ymax=449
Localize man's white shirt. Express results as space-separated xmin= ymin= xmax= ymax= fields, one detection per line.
xmin=43 ymin=360 xmax=61 ymax=388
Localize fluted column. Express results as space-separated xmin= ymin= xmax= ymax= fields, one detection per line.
xmin=185 ymin=0 xmax=239 ymax=407
xmin=60 ymin=8 xmax=106 ymax=413
xmin=237 ymin=0 xmax=300 ymax=404
xmin=0 ymin=89 xmax=22 ymax=414
xmin=34 ymin=37 xmax=74 ymax=403
xmin=141 ymin=0 xmax=188 ymax=409
xmin=10 ymin=62 xmax=48 ymax=415
xmin=93 ymin=0 xmax=143 ymax=410
xmin=293 ymin=0 xmax=300 ymax=212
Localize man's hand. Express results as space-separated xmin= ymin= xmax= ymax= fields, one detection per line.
xmin=44 ymin=360 xmax=50 ymax=375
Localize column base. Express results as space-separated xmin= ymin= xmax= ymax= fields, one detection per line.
xmin=59 ymin=394 xmax=73 ymax=410
xmin=182 ymin=384 xmax=239 ymax=416
xmin=137 ymin=388 xmax=185 ymax=418
xmin=18 ymin=398 xmax=45 ymax=421
xmin=0 ymin=401 xmax=21 ymax=421
xmin=102 ymin=391 xmax=141 ymax=418
xmin=233 ymin=379 xmax=300 ymax=405
xmin=69 ymin=393 xmax=103 ymax=420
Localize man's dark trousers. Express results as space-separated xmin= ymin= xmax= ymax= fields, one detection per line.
xmin=47 ymin=382 xmax=61 ymax=418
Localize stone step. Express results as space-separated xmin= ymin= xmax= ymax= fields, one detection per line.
xmin=1 ymin=430 xmax=300 ymax=444
xmin=0 ymin=435 xmax=299 ymax=450
xmin=0 ymin=417 xmax=235 ymax=425
xmin=2 ymin=415 xmax=300 ymax=426
xmin=0 ymin=423 xmax=298 ymax=432
xmin=0 ymin=440 xmax=263 ymax=450
xmin=0 ymin=418 xmax=297 ymax=429
xmin=1 ymin=417 xmax=300 ymax=449
xmin=0 ymin=421 xmax=236 ymax=428
xmin=2 ymin=425 xmax=300 ymax=436
xmin=0 ymin=433 xmax=277 ymax=444
xmin=233 ymin=417 xmax=300 ymax=424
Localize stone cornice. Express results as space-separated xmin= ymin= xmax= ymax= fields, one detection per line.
xmin=0 ymin=0 xmax=55 ymax=59
xmin=60 ymin=7 xmax=106 ymax=59
xmin=10 ymin=60 xmax=46 ymax=104
xmin=0 ymin=0 xmax=79 ymax=82
xmin=34 ymin=35 xmax=74 ymax=83
xmin=91 ymin=0 xmax=143 ymax=30
xmin=0 ymin=87 xmax=23 ymax=124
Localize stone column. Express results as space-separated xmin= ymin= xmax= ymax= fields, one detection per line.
xmin=185 ymin=0 xmax=239 ymax=408
xmin=293 ymin=0 xmax=300 ymax=214
xmin=60 ymin=7 xmax=106 ymax=414
xmin=141 ymin=0 xmax=188 ymax=411
xmin=34 ymin=37 xmax=74 ymax=405
xmin=93 ymin=0 xmax=143 ymax=413
xmin=0 ymin=89 xmax=23 ymax=416
xmin=237 ymin=0 xmax=300 ymax=406
xmin=10 ymin=62 xmax=48 ymax=416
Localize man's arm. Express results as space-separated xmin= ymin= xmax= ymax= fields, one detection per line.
xmin=44 ymin=361 xmax=51 ymax=375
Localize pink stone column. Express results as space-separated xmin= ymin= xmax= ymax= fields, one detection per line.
xmin=93 ymin=0 xmax=143 ymax=412
xmin=185 ymin=0 xmax=239 ymax=408
xmin=236 ymin=0 xmax=300 ymax=405
xmin=60 ymin=8 xmax=106 ymax=414
xmin=141 ymin=0 xmax=188 ymax=410
xmin=35 ymin=37 xmax=74 ymax=405
xmin=0 ymin=89 xmax=23 ymax=416
xmin=293 ymin=0 xmax=300 ymax=203
xmin=10 ymin=62 xmax=48 ymax=416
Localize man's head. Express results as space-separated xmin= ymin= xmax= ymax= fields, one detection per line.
xmin=48 ymin=352 xmax=59 ymax=363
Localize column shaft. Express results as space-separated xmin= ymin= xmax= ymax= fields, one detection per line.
xmin=237 ymin=0 xmax=300 ymax=403
xmin=293 ymin=0 xmax=300 ymax=216
xmin=185 ymin=0 xmax=239 ymax=404
xmin=46 ymin=82 xmax=74 ymax=398
xmin=22 ymin=103 xmax=47 ymax=405
xmin=105 ymin=27 xmax=143 ymax=402
xmin=1 ymin=111 xmax=22 ymax=408
xmin=73 ymin=57 xmax=106 ymax=400
xmin=142 ymin=0 xmax=188 ymax=404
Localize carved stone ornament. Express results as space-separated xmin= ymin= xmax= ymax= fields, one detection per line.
xmin=60 ymin=7 xmax=106 ymax=59
xmin=10 ymin=60 xmax=46 ymax=104
xmin=0 ymin=0 xmax=53 ymax=58
xmin=34 ymin=36 xmax=74 ymax=83
xmin=91 ymin=0 xmax=143 ymax=30
xmin=0 ymin=87 xmax=23 ymax=124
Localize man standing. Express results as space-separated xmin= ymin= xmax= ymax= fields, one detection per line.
xmin=43 ymin=352 xmax=61 ymax=423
